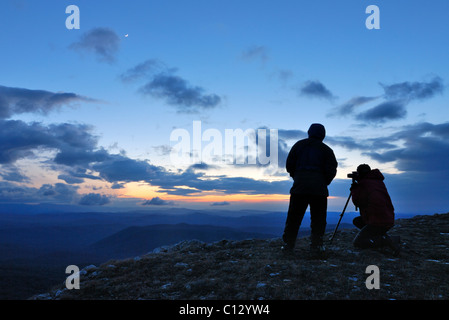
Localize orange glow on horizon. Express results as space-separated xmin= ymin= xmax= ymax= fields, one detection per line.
xmin=112 ymin=181 xmax=342 ymax=205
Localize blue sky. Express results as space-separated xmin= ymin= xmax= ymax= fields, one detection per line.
xmin=1 ymin=0 xmax=448 ymax=214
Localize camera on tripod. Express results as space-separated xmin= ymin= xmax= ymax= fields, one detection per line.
xmin=347 ymin=171 xmax=359 ymax=181
xmin=329 ymin=170 xmax=361 ymax=244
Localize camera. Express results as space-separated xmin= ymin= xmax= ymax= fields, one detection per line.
xmin=347 ymin=171 xmax=359 ymax=180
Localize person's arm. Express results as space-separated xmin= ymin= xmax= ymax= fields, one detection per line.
xmin=324 ymin=148 xmax=338 ymax=185
xmin=351 ymin=181 xmax=368 ymax=209
xmin=286 ymin=143 xmax=297 ymax=178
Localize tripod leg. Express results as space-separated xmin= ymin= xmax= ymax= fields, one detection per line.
xmin=329 ymin=192 xmax=352 ymax=244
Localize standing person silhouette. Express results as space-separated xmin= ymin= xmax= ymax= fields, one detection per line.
xmin=282 ymin=123 xmax=338 ymax=255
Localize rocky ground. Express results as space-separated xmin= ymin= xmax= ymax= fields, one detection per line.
xmin=32 ymin=213 xmax=449 ymax=300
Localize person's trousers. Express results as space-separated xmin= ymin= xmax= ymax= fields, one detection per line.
xmin=352 ymin=216 xmax=390 ymax=248
xmin=282 ymin=194 xmax=327 ymax=247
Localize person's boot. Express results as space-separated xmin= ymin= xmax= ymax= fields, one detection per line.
xmin=381 ymin=234 xmax=401 ymax=257
xmin=281 ymin=243 xmax=294 ymax=254
xmin=310 ymin=234 xmax=325 ymax=256
xmin=281 ymin=234 xmax=295 ymax=254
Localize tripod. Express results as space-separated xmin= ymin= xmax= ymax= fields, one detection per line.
xmin=328 ymin=190 xmax=356 ymax=244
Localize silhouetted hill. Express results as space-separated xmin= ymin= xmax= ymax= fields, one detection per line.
xmin=32 ymin=213 xmax=449 ymax=300
xmin=88 ymin=223 xmax=278 ymax=260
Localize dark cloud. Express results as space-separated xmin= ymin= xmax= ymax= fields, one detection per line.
xmin=38 ymin=183 xmax=79 ymax=204
xmin=0 ymin=165 xmax=29 ymax=183
xmin=121 ymin=60 xmax=222 ymax=112
xmin=330 ymin=77 xmax=445 ymax=124
xmin=327 ymin=96 xmax=379 ymax=117
xmin=210 ymin=201 xmax=230 ymax=206
xmin=0 ymin=120 xmax=104 ymax=165
xmin=142 ymin=197 xmax=175 ymax=206
xmin=89 ymin=152 xmax=292 ymax=196
xmin=363 ymin=122 xmax=449 ymax=173
xmin=54 ymin=148 xmax=110 ymax=166
xmin=0 ymin=181 xmax=35 ymax=203
xmin=119 ymin=59 xmax=165 ymax=83
xmin=79 ymin=193 xmax=110 ymax=206
xmin=380 ymin=77 xmax=444 ymax=101
xmin=70 ymin=27 xmax=121 ymax=64
xmin=140 ymin=72 xmax=221 ymax=112
xmin=0 ymin=85 xmax=94 ymax=119
xmin=188 ymin=163 xmax=217 ymax=170
xmin=190 ymin=176 xmax=291 ymax=196
xmin=355 ymin=100 xmax=407 ymax=123
xmin=58 ymin=174 xmax=84 ymax=184
xmin=111 ymin=182 xmax=125 ymax=189
xmin=0 ymin=120 xmax=55 ymax=164
xmin=65 ymin=169 xmax=103 ymax=181
xmin=0 ymin=181 xmax=79 ymax=204
xmin=91 ymin=154 xmax=162 ymax=183
xmin=299 ymin=80 xmax=335 ymax=101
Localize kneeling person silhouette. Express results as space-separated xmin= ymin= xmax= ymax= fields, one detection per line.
xmin=350 ymin=164 xmax=400 ymax=256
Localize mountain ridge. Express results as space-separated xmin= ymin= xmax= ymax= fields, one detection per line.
xmin=31 ymin=213 xmax=449 ymax=300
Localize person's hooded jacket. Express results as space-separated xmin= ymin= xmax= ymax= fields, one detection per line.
xmin=286 ymin=124 xmax=338 ymax=197
xmin=351 ymin=169 xmax=395 ymax=227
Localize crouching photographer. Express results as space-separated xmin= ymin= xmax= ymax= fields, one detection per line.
xmin=350 ymin=164 xmax=400 ymax=256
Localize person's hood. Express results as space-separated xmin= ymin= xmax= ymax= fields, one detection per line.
xmin=307 ymin=123 xmax=326 ymax=141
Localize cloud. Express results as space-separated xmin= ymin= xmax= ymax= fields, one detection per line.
xmin=327 ymin=96 xmax=379 ymax=118
xmin=58 ymin=174 xmax=84 ymax=184
xmin=0 ymin=165 xmax=29 ymax=183
xmin=0 ymin=119 xmax=112 ymax=188
xmin=363 ymin=122 xmax=449 ymax=173
xmin=142 ymin=197 xmax=175 ymax=206
xmin=270 ymin=69 xmax=294 ymax=84
xmin=91 ymin=153 xmax=291 ymax=196
xmin=0 ymin=181 xmax=79 ymax=204
xmin=241 ymin=45 xmax=269 ymax=63
xmin=91 ymin=154 xmax=162 ymax=183
xmin=111 ymin=182 xmax=125 ymax=189
xmin=70 ymin=27 xmax=121 ymax=64
xmin=38 ymin=183 xmax=79 ymax=204
xmin=119 ymin=59 xmax=166 ymax=83
xmin=355 ymin=100 xmax=407 ymax=123
xmin=331 ymin=77 xmax=445 ymax=124
xmin=0 ymin=119 xmax=107 ymax=166
xmin=0 ymin=120 xmax=56 ymax=164
xmin=380 ymin=77 xmax=444 ymax=101
xmin=121 ymin=60 xmax=222 ymax=112
xmin=210 ymin=201 xmax=230 ymax=206
xmin=140 ymin=72 xmax=222 ymax=112
xmin=79 ymin=193 xmax=111 ymax=206
xmin=299 ymin=80 xmax=335 ymax=101
xmin=0 ymin=85 xmax=94 ymax=119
